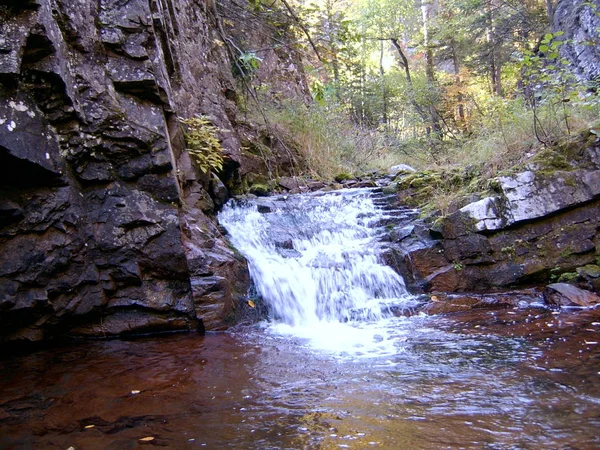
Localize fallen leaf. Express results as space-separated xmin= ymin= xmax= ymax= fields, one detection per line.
xmin=84 ymin=425 xmax=95 ymax=429
xmin=247 ymin=300 xmax=255 ymax=308
xmin=131 ymin=390 xmax=141 ymax=395
xmin=139 ymin=437 xmax=155 ymax=442
xmin=430 ymin=296 xmax=439 ymax=302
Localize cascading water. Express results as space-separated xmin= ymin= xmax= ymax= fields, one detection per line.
xmin=219 ymin=188 xmax=419 ymax=355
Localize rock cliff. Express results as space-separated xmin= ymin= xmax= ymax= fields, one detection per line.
xmin=0 ymin=0 xmax=309 ymax=344
xmin=554 ymin=0 xmax=600 ymax=85
xmin=391 ymin=134 xmax=600 ymax=297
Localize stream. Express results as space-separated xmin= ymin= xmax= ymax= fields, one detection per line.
xmin=1 ymin=188 xmax=600 ymax=449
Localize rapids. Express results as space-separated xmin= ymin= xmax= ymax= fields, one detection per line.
xmin=219 ymin=188 xmax=420 ymax=356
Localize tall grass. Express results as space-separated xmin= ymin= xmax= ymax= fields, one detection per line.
xmin=258 ymin=100 xmax=401 ymax=179
xmin=429 ymin=94 xmax=600 ymax=177
xmin=251 ymin=85 xmax=599 ymax=185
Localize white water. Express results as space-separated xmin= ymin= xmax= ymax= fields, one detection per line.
xmin=219 ymin=188 xmax=419 ymax=356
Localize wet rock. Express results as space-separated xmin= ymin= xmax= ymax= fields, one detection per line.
xmin=576 ymin=265 xmax=600 ymax=280
xmin=249 ymin=184 xmax=270 ymax=196
xmin=420 ymin=290 xmax=541 ymax=315
xmin=211 ymin=174 xmax=229 ymax=208
xmin=278 ymin=176 xmax=301 ymax=191
xmin=544 ymin=283 xmax=600 ymax=308
xmin=1 ymin=0 xmax=313 ymax=343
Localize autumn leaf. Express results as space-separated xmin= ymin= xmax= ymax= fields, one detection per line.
xmin=139 ymin=436 xmax=155 ymax=442
xmin=248 ymin=300 xmax=256 ymax=308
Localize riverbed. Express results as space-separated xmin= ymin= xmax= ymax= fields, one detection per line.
xmin=1 ymin=306 xmax=599 ymax=449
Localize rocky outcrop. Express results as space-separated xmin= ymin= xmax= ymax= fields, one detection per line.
xmin=392 ymin=137 xmax=600 ymax=295
xmin=0 ymin=0 xmax=308 ymax=344
xmin=554 ymin=0 xmax=600 ymax=85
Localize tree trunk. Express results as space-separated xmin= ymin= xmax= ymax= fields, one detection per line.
xmin=486 ymin=0 xmax=503 ymax=96
xmin=379 ymin=40 xmax=388 ymax=127
xmin=390 ymin=38 xmax=429 ymax=125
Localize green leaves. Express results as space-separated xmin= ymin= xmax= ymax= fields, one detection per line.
xmin=179 ymin=116 xmax=225 ymax=174
xmin=238 ymin=51 xmax=263 ymax=74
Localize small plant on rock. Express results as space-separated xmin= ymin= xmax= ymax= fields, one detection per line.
xmin=180 ymin=116 xmax=224 ymax=174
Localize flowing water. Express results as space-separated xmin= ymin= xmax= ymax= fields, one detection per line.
xmin=2 ymin=188 xmax=600 ymax=449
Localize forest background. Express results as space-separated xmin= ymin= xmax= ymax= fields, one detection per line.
xmin=228 ymin=0 xmax=599 ymax=211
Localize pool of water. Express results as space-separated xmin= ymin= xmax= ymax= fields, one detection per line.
xmin=2 ymin=306 xmax=599 ymax=449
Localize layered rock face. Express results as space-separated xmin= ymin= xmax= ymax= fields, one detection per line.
xmin=0 ymin=0 xmax=307 ymax=343
xmin=554 ymin=0 xmax=600 ymax=85
xmin=395 ymin=138 xmax=600 ymax=294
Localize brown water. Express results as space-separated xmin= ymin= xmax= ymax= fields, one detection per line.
xmin=1 ymin=307 xmax=600 ymax=450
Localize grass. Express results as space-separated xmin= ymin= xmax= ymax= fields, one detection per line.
xmin=252 ymin=98 xmax=406 ymax=180
xmin=246 ymin=85 xmax=600 ymax=210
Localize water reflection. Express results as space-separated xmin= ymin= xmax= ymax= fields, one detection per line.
xmin=2 ymin=308 xmax=599 ymax=449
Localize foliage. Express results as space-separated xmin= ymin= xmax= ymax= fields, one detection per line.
xmin=231 ymin=0 xmax=599 ymax=194
xmin=256 ymin=96 xmax=401 ymax=179
xmin=180 ymin=116 xmax=224 ymax=174
xmin=238 ymin=51 xmax=263 ymax=77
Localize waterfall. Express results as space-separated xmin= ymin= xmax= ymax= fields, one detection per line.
xmin=219 ymin=188 xmax=415 ymax=332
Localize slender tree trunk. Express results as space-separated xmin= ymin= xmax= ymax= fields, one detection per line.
xmin=390 ymin=38 xmax=429 ymax=124
xmin=421 ymin=0 xmax=436 ymax=85
xmin=545 ymin=0 xmax=554 ymax=24
xmin=420 ymin=0 xmax=442 ymax=137
xmin=451 ymin=39 xmax=465 ymax=124
xmin=486 ymin=0 xmax=503 ymax=96
xmin=379 ymin=40 xmax=388 ymax=127
xmin=325 ymin=0 xmax=341 ymax=100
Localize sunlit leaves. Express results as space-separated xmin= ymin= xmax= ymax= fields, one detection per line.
xmin=180 ymin=116 xmax=225 ymax=175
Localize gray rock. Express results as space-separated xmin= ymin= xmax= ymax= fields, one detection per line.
xmin=554 ymin=0 xmax=600 ymax=84
xmin=449 ymin=169 xmax=600 ymax=234
xmin=389 ymin=164 xmax=416 ymax=176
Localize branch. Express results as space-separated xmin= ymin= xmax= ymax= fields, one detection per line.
xmin=277 ymin=0 xmax=324 ymax=63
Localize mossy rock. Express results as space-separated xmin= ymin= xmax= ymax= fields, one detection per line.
xmin=249 ymin=183 xmax=271 ymax=196
xmin=577 ymin=264 xmax=600 ymax=279
xmin=531 ymin=148 xmax=571 ymax=172
xmin=245 ymin=172 xmax=269 ymax=186
xmin=397 ymin=172 xmax=442 ymax=190
xmin=242 ymin=140 xmax=272 ymax=157
xmin=334 ymin=172 xmax=353 ymax=183
xmin=382 ymin=183 xmax=398 ymax=195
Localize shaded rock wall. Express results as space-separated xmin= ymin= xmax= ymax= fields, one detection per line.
xmin=0 ymin=0 xmax=308 ymax=343
xmin=554 ymin=0 xmax=600 ymax=85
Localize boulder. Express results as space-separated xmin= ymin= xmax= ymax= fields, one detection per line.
xmin=544 ymin=283 xmax=600 ymax=308
xmin=389 ymin=164 xmax=416 ymax=176
xmin=278 ymin=176 xmax=301 ymax=191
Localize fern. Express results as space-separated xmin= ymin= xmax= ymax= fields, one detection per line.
xmin=180 ymin=116 xmax=225 ymax=174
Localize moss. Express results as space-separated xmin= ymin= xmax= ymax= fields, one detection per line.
xmin=557 ymin=272 xmax=579 ymax=283
xmin=577 ymin=264 xmax=600 ymax=278
xmin=382 ymin=183 xmax=398 ymax=195
xmin=334 ymin=172 xmax=353 ymax=182
xmin=242 ymin=141 xmax=272 ymax=157
xmin=531 ymin=148 xmax=572 ymax=172
xmin=249 ymin=183 xmax=271 ymax=196
xmin=245 ymin=172 xmax=269 ymax=186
